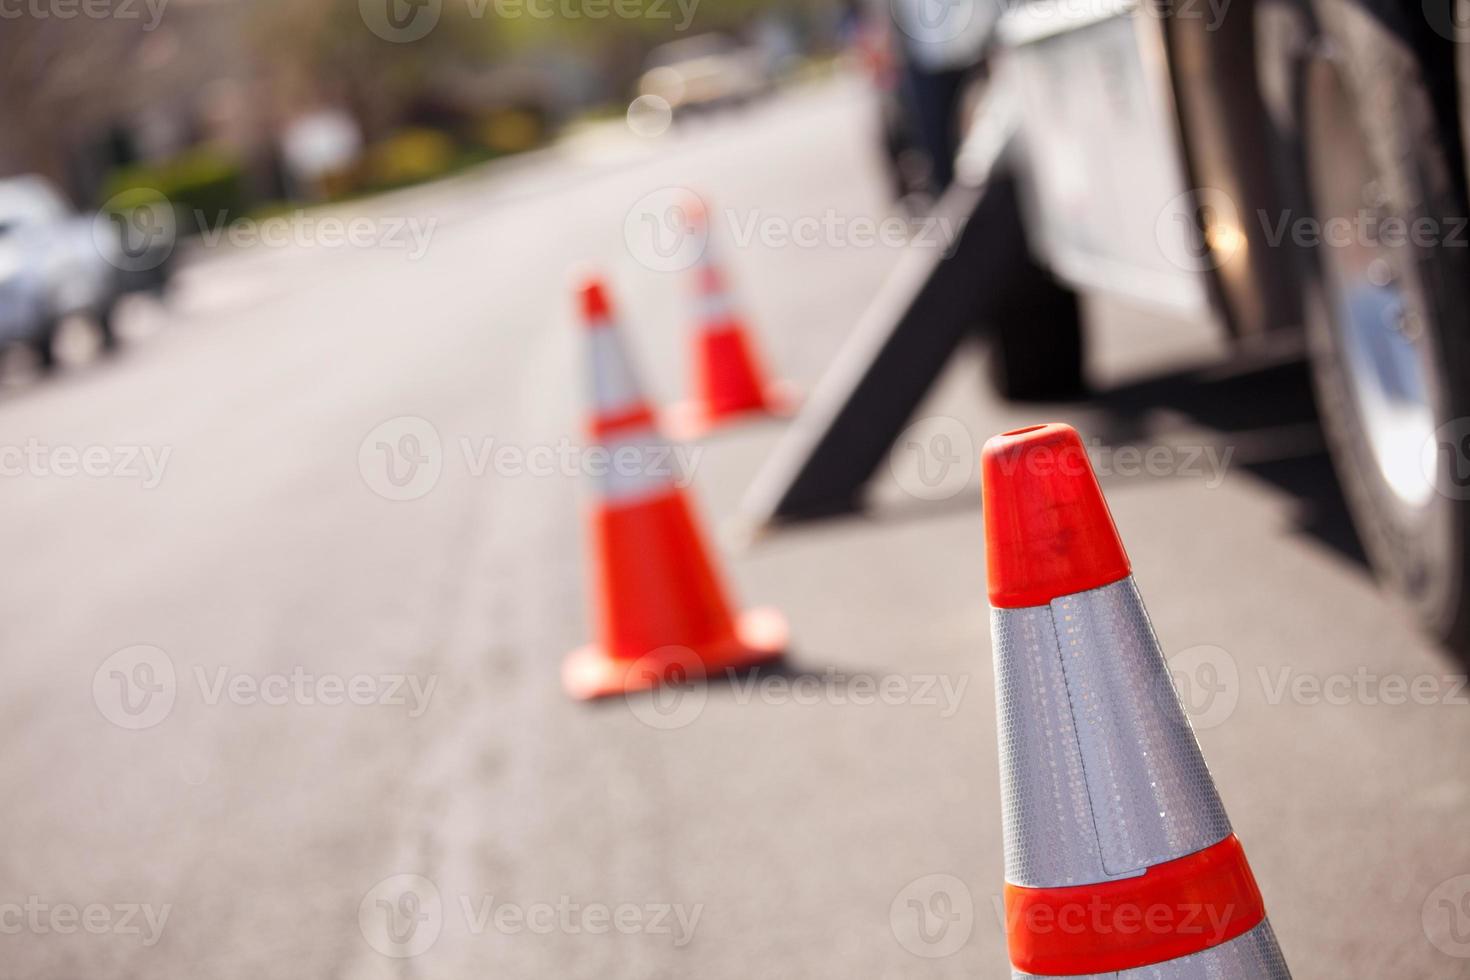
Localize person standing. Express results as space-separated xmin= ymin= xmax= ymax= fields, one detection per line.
xmin=887 ymin=0 xmax=996 ymax=190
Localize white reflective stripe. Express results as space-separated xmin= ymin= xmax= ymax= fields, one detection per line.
xmin=596 ymin=426 xmax=679 ymax=505
xmin=588 ymin=319 xmax=645 ymax=417
xmin=694 ymin=290 xmax=734 ymax=325
xmin=991 ymin=577 xmax=1231 ymax=888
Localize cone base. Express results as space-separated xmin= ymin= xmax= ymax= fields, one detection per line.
xmin=561 ymin=606 xmax=788 ymax=700
xmin=663 ymin=382 xmax=799 ymax=441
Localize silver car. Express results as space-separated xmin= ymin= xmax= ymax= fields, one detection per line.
xmin=0 ymin=175 xmax=123 ymax=366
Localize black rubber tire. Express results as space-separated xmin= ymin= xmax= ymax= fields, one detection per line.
xmin=1261 ymin=0 xmax=1470 ymax=653
xmin=31 ymin=322 xmax=58 ymax=372
xmin=97 ymin=305 xmax=120 ymax=351
xmin=983 ymin=271 xmax=1085 ymax=402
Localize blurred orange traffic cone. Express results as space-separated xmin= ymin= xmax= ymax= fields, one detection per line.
xmin=666 ymin=196 xmax=794 ymax=439
xmin=562 ymin=276 xmax=787 ymax=700
xmin=982 ymin=423 xmax=1290 ymax=979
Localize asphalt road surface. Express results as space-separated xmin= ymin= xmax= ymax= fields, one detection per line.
xmin=4 ymin=75 xmax=1470 ymax=978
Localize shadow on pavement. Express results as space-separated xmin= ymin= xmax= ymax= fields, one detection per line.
xmin=781 ymin=348 xmax=1367 ymax=573
xmin=604 ymin=659 xmax=896 ymax=710
xmin=1087 ymin=352 xmax=1367 ymax=569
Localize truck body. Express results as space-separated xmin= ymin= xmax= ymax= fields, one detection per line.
xmin=984 ymin=0 xmax=1470 ymax=652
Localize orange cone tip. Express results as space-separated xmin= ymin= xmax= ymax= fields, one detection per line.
xmin=660 ymin=192 xmax=796 ymax=440
xmin=578 ymin=277 xmax=613 ymax=326
xmin=981 ymin=423 xmax=1130 ymax=608
xmin=681 ymin=191 xmax=708 ymax=226
xmin=564 ymin=272 xmax=787 ymax=700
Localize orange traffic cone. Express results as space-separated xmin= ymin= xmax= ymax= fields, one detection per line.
xmin=666 ymin=195 xmax=794 ymax=439
xmin=982 ymin=423 xmax=1290 ymax=979
xmin=562 ymin=276 xmax=787 ymax=700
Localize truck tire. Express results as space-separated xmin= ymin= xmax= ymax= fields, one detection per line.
xmin=980 ymin=223 xmax=1086 ymax=402
xmin=97 ymin=304 xmax=120 ymax=351
xmin=985 ymin=295 xmax=1085 ymax=401
xmin=31 ymin=321 xmax=59 ymax=372
xmin=1260 ymin=0 xmax=1470 ymax=652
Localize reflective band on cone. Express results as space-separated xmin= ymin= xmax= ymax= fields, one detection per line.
xmin=982 ymin=423 xmax=1291 ymax=979
xmin=664 ymin=193 xmax=794 ymax=439
xmin=562 ymin=275 xmax=787 ymax=700
xmin=1005 ymin=835 xmax=1265 ymax=975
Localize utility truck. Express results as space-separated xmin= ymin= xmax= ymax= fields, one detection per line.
xmin=757 ymin=0 xmax=1470 ymax=654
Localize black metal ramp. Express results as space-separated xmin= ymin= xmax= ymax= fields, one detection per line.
xmin=738 ymin=169 xmax=1038 ymax=531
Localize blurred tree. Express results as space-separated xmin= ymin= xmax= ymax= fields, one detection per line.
xmin=245 ymin=0 xmax=498 ymax=143
xmin=0 ymin=0 xmax=844 ymax=203
xmin=0 ymin=17 xmax=142 ymax=195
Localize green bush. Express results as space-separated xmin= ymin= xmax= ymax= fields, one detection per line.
xmin=475 ymin=109 xmax=544 ymax=156
xmin=362 ymin=128 xmax=459 ymax=192
xmin=103 ymin=151 xmax=246 ymax=234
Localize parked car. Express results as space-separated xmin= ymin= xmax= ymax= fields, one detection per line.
xmin=0 ymin=176 xmax=144 ymax=367
xmin=637 ymin=34 xmax=772 ymax=120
